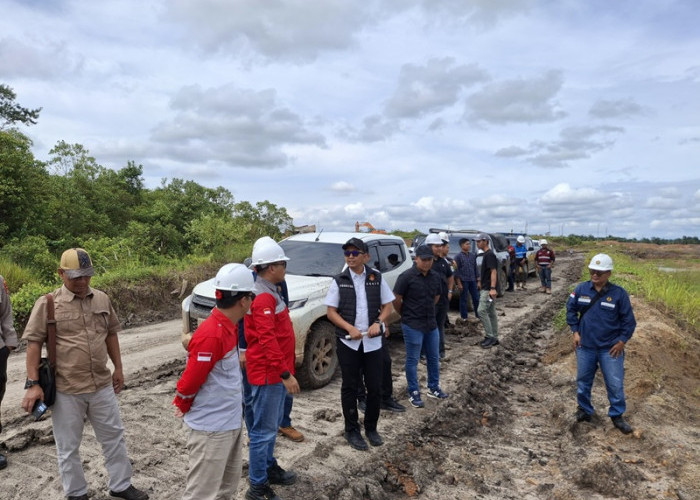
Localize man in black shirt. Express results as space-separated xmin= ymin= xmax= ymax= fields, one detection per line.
xmin=424 ymin=233 xmax=453 ymax=359
xmin=476 ymin=234 xmax=499 ymax=348
xmin=393 ymin=245 xmax=449 ymax=409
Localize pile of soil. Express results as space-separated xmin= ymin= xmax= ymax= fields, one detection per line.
xmin=0 ymin=251 xmax=697 ymax=499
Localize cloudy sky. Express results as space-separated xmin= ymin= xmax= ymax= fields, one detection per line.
xmin=2 ymin=0 xmax=699 ymax=238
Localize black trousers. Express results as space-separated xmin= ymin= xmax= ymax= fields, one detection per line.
xmin=337 ymin=339 xmax=382 ymax=433
xmin=0 ymin=346 xmax=9 ymax=433
xmin=357 ymin=335 xmax=393 ymax=401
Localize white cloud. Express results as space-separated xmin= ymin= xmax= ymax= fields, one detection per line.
xmin=330 ymin=181 xmax=355 ymax=193
xmin=384 ymin=58 xmax=488 ymax=119
xmin=589 ymin=98 xmax=646 ymax=119
xmin=148 ymin=84 xmax=326 ymax=168
xmin=466 ymin=70 xmax=566 ymax=125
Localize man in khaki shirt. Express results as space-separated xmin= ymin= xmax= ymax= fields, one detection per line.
xmin=0 ymin=274 xmax=19 ymax=470
xmin=21 ymin=248 xmax=149 ymax=500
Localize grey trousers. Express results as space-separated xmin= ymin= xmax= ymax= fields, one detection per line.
xmin=53 ymin=385 xmax=132 ymax=497
xmin=477 ymin=290 xmax=499 ymax=339
xmin=182 ymin=426 xmax=243 ymax=500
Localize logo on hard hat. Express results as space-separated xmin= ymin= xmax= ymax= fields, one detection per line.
xmin=595 ymin=260 xmax=601 ymax=265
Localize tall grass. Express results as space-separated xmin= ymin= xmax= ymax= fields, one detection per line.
xmin=590 ymin=251 xmax=699 ymax=333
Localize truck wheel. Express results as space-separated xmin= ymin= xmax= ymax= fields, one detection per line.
xmin=296 ymin=320 xmax=338 ymax=389
xmin=497 ymin=266 xmax=507 ymax=297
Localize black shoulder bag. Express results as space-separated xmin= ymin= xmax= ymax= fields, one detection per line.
xmin=577 ymin=286 xmax=608 ymax=321
xmin=38 ymin=294 xmax=57 ymax=407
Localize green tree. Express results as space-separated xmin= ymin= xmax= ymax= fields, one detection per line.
xmin=232 ymin=200 xmax=293 ymax=240
xmin=0 ymin=84 xmax=41 ymax=129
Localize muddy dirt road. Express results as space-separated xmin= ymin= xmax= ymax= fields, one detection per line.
xmin=1 ymin=252 xmax=697 ymax=499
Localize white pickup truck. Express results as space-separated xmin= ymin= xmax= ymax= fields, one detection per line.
xmin=181 ymin=232 xmax=412 ymax=388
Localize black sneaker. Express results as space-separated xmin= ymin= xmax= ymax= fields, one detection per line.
xmin=365 ymin=430 xmax=383 ymax=447
xmin=357 ymin=398 xmax=367 ymax=413
xmin=380 ymin=397 xmax=406 ymax=413
xmin=575 ymin=407 xmax=592 ymax=422
xmin=245 ymin=482 xmax=281 ymax=500
xmin=611 ymin=415 xmax=633 ymax=434
xmin=344 ymin=430 xmax=369 ymax=451
xmin=267 ymin=463 xmax=297 ymax=485
xmin=109 ymin=485 xmax=149 ymax=500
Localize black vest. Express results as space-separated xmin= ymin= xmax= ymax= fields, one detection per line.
xmin=333 ymin=265 xmax=383 ymax=339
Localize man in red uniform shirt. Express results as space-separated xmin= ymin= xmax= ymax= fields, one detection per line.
xmin=244 ymin=237 xmax=300 ymax=500
xmin=174 ymin=263 xmax=255 ymax=500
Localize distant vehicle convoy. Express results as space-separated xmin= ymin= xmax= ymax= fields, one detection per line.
xmin=181 ymin=232 xmax=412 ymax=389
xmin=410 ymin=229 xmax=512 ymax=297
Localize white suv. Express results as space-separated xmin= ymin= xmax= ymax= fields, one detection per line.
xmin=181 ymin=232 xmax=412 ymax=388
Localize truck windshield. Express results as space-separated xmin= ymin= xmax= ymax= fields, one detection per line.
xmin=279 ymin=241 xmax=346 ymax=277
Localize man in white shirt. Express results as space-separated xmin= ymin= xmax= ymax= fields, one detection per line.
xmin=325 ymin=238 xmax=394 ymax=451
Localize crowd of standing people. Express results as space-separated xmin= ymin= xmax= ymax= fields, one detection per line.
xmin=0 ymin=238 xmax=638 ymax=500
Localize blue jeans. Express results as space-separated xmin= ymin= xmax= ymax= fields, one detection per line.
xmin=402 ymin=324 xmax=440 ymax=394
xmin=576 ymin=346 xmax=626 ymax=417
xmin=244 ymin=371 xmax=294 ymax=430
xmin=538 ymin=267 xmax=552 ymax=288
xmin=458 ymin=281 xmax=479 ymax=319
xmin=248 ymin=383 xmax=286 ymax=486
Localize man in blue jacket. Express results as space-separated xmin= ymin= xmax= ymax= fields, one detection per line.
xmin=566 ymin=253 xmax=636 ymax=434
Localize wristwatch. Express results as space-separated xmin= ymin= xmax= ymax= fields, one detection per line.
xmin=24 ymin=378 xmax=40 ymax=389
xmin=280 ymin=370 xmax=291 ymax=380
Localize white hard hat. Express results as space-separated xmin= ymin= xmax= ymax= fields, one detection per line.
xmin=425 ymin=233 xmax=443 ymax=245
xmin=588 ymin=253 xmax=613 ymax=271
xmin=249 ymin=236 xmax=290 ymax=268
xmin=438 ymin=231 xmax=449 ymax=243
xmin=540 ymin=239 xmax=548 ymax=245
xmin=517 ymin=235 xmax=525 ymax=243
xmin=215 ymin=263 xmax=255 ymax=292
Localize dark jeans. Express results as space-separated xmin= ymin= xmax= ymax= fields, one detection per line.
xmin=458 ymin=281 xmax=480 ymax=319
xmin=337 ymin=339 xmax=382 ymax=433
xmin=357 ymin=335 xmax=393 ymax=402
xmin=508 ymin=264 xmax=515 ymax=290
xmin=0 ymin=346 xmax=8 ymax=432
xmin=435 ymin=301 xmax=448 ymax=356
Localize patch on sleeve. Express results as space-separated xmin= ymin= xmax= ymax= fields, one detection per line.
xmin=569 ymin=292 xmax=576 ymax=299
xmin=263 ymin=308 xmax=273 ymax=315
xmin=197 ymin=352 xmax=213 ymax=362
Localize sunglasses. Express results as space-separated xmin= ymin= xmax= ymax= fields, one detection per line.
xmin=344 ymin=250 xmax=364 ymax=257
xmin=272 ymin=261 xmax=287 ymax=268
xmin=589 ymin=269 xmax=609 ymax=276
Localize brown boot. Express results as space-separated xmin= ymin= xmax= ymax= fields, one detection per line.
xmin=279 ymin=425 xmax=304 ymax=442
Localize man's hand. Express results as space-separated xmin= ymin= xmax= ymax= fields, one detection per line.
xmin=488 ymin=288 xmax=497 ymax=300
xmin=282 ymin=375 xmax=300 ymax=394
xmin=112 ymin=367 xmax=124 ymax=394
xmin=174 ymin=406 xmax=184 ymax=419
xmin=367 ymin=322 xmax=381 ymax=338
xmin=572 ymin=332 xmax=581 ymax=349
xmin=239 ymin=351 xmax=247 ymax=371
xmin=609 ymin=340 xmax=625 ymax=358
xmin=346 ymin=326 xmax=364 ymax=340
xmin=21 ymin=386 xmax=44 ymax=414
